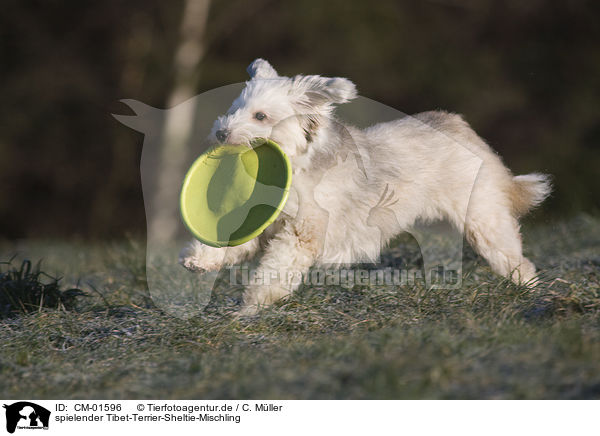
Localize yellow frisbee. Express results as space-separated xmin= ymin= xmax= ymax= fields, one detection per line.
xmin=180 ymin=139 xmax=292 ymax=247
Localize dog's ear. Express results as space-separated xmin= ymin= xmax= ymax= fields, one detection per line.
xmin=294 ymin=75 xmax=358 ymax=107
xmin=247 ymin=58 xmax=278 ymax=79
xmin=292 ymin=75 xmax=357 ymax=145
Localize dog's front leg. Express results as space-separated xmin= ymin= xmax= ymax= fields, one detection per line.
xmin=238 ymin=219 xmax=322 ymax=315
xmin=179 ymin=238 xmax=261 ymax=273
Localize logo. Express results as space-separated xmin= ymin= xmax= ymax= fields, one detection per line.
xmin=3 ymin=402 xmax=50 ymax=434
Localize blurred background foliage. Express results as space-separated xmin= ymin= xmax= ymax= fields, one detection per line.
xmin=0 ymin=0 xmax=598 ymax=239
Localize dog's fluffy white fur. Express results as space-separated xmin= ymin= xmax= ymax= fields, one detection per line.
xmin=180 ymin=58 xmax=551 ymax=315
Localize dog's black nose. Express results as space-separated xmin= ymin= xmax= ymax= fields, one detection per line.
xmin=215 ymin=129 xmax=229 ymax=142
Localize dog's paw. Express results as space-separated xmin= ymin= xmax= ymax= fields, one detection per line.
xmin=178 ymin=240 xmax=224 ymax=273
xmin=236 ymin=284 xmax=290 ymax=317
xmin=179 ymin=255 xmax=210 ymax=273
xmin=233 ymin=304 xmax=261 ymax=318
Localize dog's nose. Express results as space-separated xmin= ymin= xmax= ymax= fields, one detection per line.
xmin=215 ymin=129 xmax=229 ymax=143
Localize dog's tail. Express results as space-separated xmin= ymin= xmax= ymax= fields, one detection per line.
xmin=510 ymin=173 xmax=552 ymax=216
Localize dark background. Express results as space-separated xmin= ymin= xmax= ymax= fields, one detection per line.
xmin=1 ymin=0 xmax=598 ymax=239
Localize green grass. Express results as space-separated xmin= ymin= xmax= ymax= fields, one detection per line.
xmin=0 ymin=214 xmax=599 ymax=399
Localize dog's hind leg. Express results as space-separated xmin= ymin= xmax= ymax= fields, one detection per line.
xmin=464 ymin=208 xmax=537 ymax=285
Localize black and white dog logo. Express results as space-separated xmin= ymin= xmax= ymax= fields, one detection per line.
xmin=3 ymin=402 xmax=50 ymax=434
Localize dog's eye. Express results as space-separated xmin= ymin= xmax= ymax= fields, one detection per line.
xmin=254 ymin=112 xmax=266 ymax=121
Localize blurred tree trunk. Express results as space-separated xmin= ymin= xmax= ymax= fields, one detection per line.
xmin=150 ymin=0 xmax=211 ymax=243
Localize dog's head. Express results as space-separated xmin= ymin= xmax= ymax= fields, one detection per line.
xmin=210 ymin=59 xmax=357 ymax=158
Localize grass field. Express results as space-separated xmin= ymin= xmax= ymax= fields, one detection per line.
xmin=1 ymin=214 xmax=599 ymax=399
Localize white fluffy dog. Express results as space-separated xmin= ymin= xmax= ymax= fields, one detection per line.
xmin=180 ymin=58 xmax=551 ymax=315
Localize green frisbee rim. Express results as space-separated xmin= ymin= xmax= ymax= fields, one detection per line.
xmin=180 ymin=138 xmax=292 ymax=247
